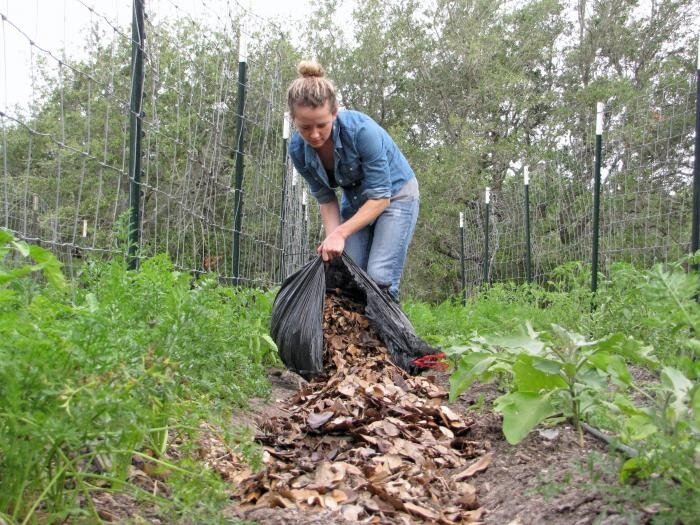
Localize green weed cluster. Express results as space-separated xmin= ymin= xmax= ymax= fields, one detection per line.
xmin=0 ymin=231 xmax=276 ymax=523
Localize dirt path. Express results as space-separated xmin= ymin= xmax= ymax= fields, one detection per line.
xmin=228 ymin=371 xmax=648 ymax=525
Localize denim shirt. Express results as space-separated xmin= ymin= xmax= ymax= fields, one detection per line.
xmin=288 ymin=110 xmax=416 ymax=218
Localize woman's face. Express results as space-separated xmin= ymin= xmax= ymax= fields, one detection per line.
xmin=293 ymin=103 xmax=337 ymax=149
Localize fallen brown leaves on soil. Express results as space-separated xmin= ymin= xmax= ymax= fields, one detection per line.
xmin=234 ymin=291 xmax=492 ymax=524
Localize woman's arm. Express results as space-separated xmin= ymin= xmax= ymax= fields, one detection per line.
xmin=319 ymin=199 xmax=341 ymax=234
xmin=317 ymin=197 xmax=390 ymax=261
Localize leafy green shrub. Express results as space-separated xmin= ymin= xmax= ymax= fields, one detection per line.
xmin=404 ymin=281 xmax=582 ymax=347
xmin=591 ymin=260 xmax=699 ymax=376
xmin=0 ymin=231 xmax=275 ymax=523
xmin=443 ymin=258 xmax=699 ymax=503
xmin=449 ymin=324 xmax=644 ymax=444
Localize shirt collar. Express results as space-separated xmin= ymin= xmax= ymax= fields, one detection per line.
xmin=331 ymin=114 xmax=342 ymax=150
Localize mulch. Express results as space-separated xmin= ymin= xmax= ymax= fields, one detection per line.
xmin=231 ymin=290 xmax=492 ymax=524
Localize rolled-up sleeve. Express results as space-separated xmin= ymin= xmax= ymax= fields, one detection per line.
xmin=356 ymin=123 xmax=392 ymax=200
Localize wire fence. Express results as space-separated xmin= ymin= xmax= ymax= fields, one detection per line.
xmin=0 ymin=1 xmax=697 ymax=299
xmin=458 ymin=72 xmax=697 ymax=295
xmin=0 ymin=0 xmax=316 ymax=286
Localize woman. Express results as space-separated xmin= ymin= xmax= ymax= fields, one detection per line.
xmin=286 ymin=61 xmax=420 ymax=301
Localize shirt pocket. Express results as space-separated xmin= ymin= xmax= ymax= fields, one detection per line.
xmin=337 ymin=162 xmax=363 ymax=189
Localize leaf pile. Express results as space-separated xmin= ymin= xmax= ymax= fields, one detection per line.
xmin=235 ymin=291 xmax=492 ymax=523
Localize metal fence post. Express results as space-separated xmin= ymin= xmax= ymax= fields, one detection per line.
xmin=691 ymin=38 xmax=700 ymax=272
xmin=301 ymin=190 xmax=308 ymax=258
xmin=127 ymin=0 xmax=145 ymax=270
xmin=483 ymin=187 xmax=490 ymax=285
xmin=524 ymin=166 xmax=532 ymax=284
xmin=459 ymin=211 xmax=466 ymax=304
xmin=279 ymin=111 xmax=290 ymax=281
xmin=232 ymin=30 xmax=248 ymax=285
xmin=591 ymin=102 xmax=604 ymax=295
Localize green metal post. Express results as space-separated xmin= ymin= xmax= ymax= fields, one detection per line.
xmin=232 ymin=32 xmax=247 ymax=285
xmin=127 ymin=0 xmax=145 ymax=270
xmin=483 ymin=187 xmax=490 ymax=285
xmin=691 ymin=39 xmax=700 ymax=272
xmin=301 ymin=190 xmax=308 ymax=257
xmin=524 ymin=166 xmax=532 ymax=283
xmin=459 ymin=212 xmax=466 ymax=304
xmin=591 ymin=102 xmax=604 ymax=295
xmin=279 ymin=111 xmax=290 ymax=281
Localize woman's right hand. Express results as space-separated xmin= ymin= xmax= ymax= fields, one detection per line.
xmin=317 ymin=229 xmax=347 ymax=261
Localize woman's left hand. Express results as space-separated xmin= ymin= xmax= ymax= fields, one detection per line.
xmin=317 ymin=229 xmax=346 ymax=261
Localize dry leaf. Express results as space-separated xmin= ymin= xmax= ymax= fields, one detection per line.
xmin=372 ymin=454 xmax=404 ymax=472
xmin=337 ymin=382 xmax=356 ymax=397
xmin=463 ymin=507 xmax=486 ymax=521
xmin=235 ymin=291 xmax=489 ymax=524
xmin=307 ymin=411 xmax=334 ymax=429
xmin=313 ymin=461 xmax=346 ymax=486
xmin=404 ymin=501 xmax=440 ymax=520
xmin=341 ymin=504 xmax=364 ymax=521
xmin=454 ymin=452 xmax=493 ymax=480
xmin=455 ymin=482 xmax=478 ymax=509
xmin=366 ymin=462 xmax=392 ymax=482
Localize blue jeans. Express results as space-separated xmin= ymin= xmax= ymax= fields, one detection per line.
xmin=343 ymin=197 xmax=419 ymax=300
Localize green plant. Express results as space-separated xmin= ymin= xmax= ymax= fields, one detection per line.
xmin=590 ymin=259 xmax=700 ymax=376
xmin=608 ymin=366 xmax=699 ymax=492
xmin=448 ymin=324 xmax=644 ymax=445
xmin=0 ymin=232 xmax=274 ymax=522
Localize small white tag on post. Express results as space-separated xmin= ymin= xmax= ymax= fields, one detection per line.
xmin=596 ymin=102 xmax=604 ymax=135
xmin=82 ymin=219 xmax=88 ymax=238
xmin=283 ymin=111 xmax=290 ymax=139
xmin=32 ymin=194 xmax=38 ymax=211
xmin=292 ymin=167 xmax=298 ymax=186
xmin=524 ymin=166 xmax=530 ymax=185
xmin=459 ymin=212 xmax=464 ymax=229
xmin=485 ymin=187 xmax=491 ymax=204
xmin=302 ymin=191 xmax=308 ymax=221
xmin=238 ymin=31 xmax=247 ymax=63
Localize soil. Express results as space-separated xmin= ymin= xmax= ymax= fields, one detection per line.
xmin=80 ymin=369 xmax=653 ymax=525
xmin=228 ymin=371 xmax=653 ymax=525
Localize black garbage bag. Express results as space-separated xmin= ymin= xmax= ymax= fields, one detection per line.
xmin=270 ymin=254 xmax=441 ymax=378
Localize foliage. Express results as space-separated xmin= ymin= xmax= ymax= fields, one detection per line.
xmin=0 ymin=230 xmax=276 ymax=523
xmin=2 ymin=1 xmax=696 ymax=298
xmin=437 ymin=258 xmax=699 ymax=503
xmin=403 ymin=280 xmax=583 ymax=346
xmin=589 ymin=259 xmax=700 ymax=377
xmin=449 ymin=324 xmax=641 ymax=444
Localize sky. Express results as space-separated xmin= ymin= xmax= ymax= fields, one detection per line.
xmin=0 ymin=0 xmax=326 ymax=110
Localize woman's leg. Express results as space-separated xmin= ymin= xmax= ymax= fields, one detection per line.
xmin=365 ymin=197 xmax=419 ymax=300
xmin=344 ymin=222 xmax=372 ymax=270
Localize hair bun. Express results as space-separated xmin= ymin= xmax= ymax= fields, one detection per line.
xmin=297 ymin=61 xmax=324 ymax=78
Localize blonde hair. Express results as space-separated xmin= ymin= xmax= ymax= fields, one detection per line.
xmin=286 ymin=61 xmax=338 ymax=116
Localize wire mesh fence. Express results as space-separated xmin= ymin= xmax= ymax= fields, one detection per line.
xmin=0 ymin=1 xmax=697 ymax=299
xmin=0 ymin=0 xmax=319 ymax=286
xmin=459 ymin=73 xmax=696 ymax=295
